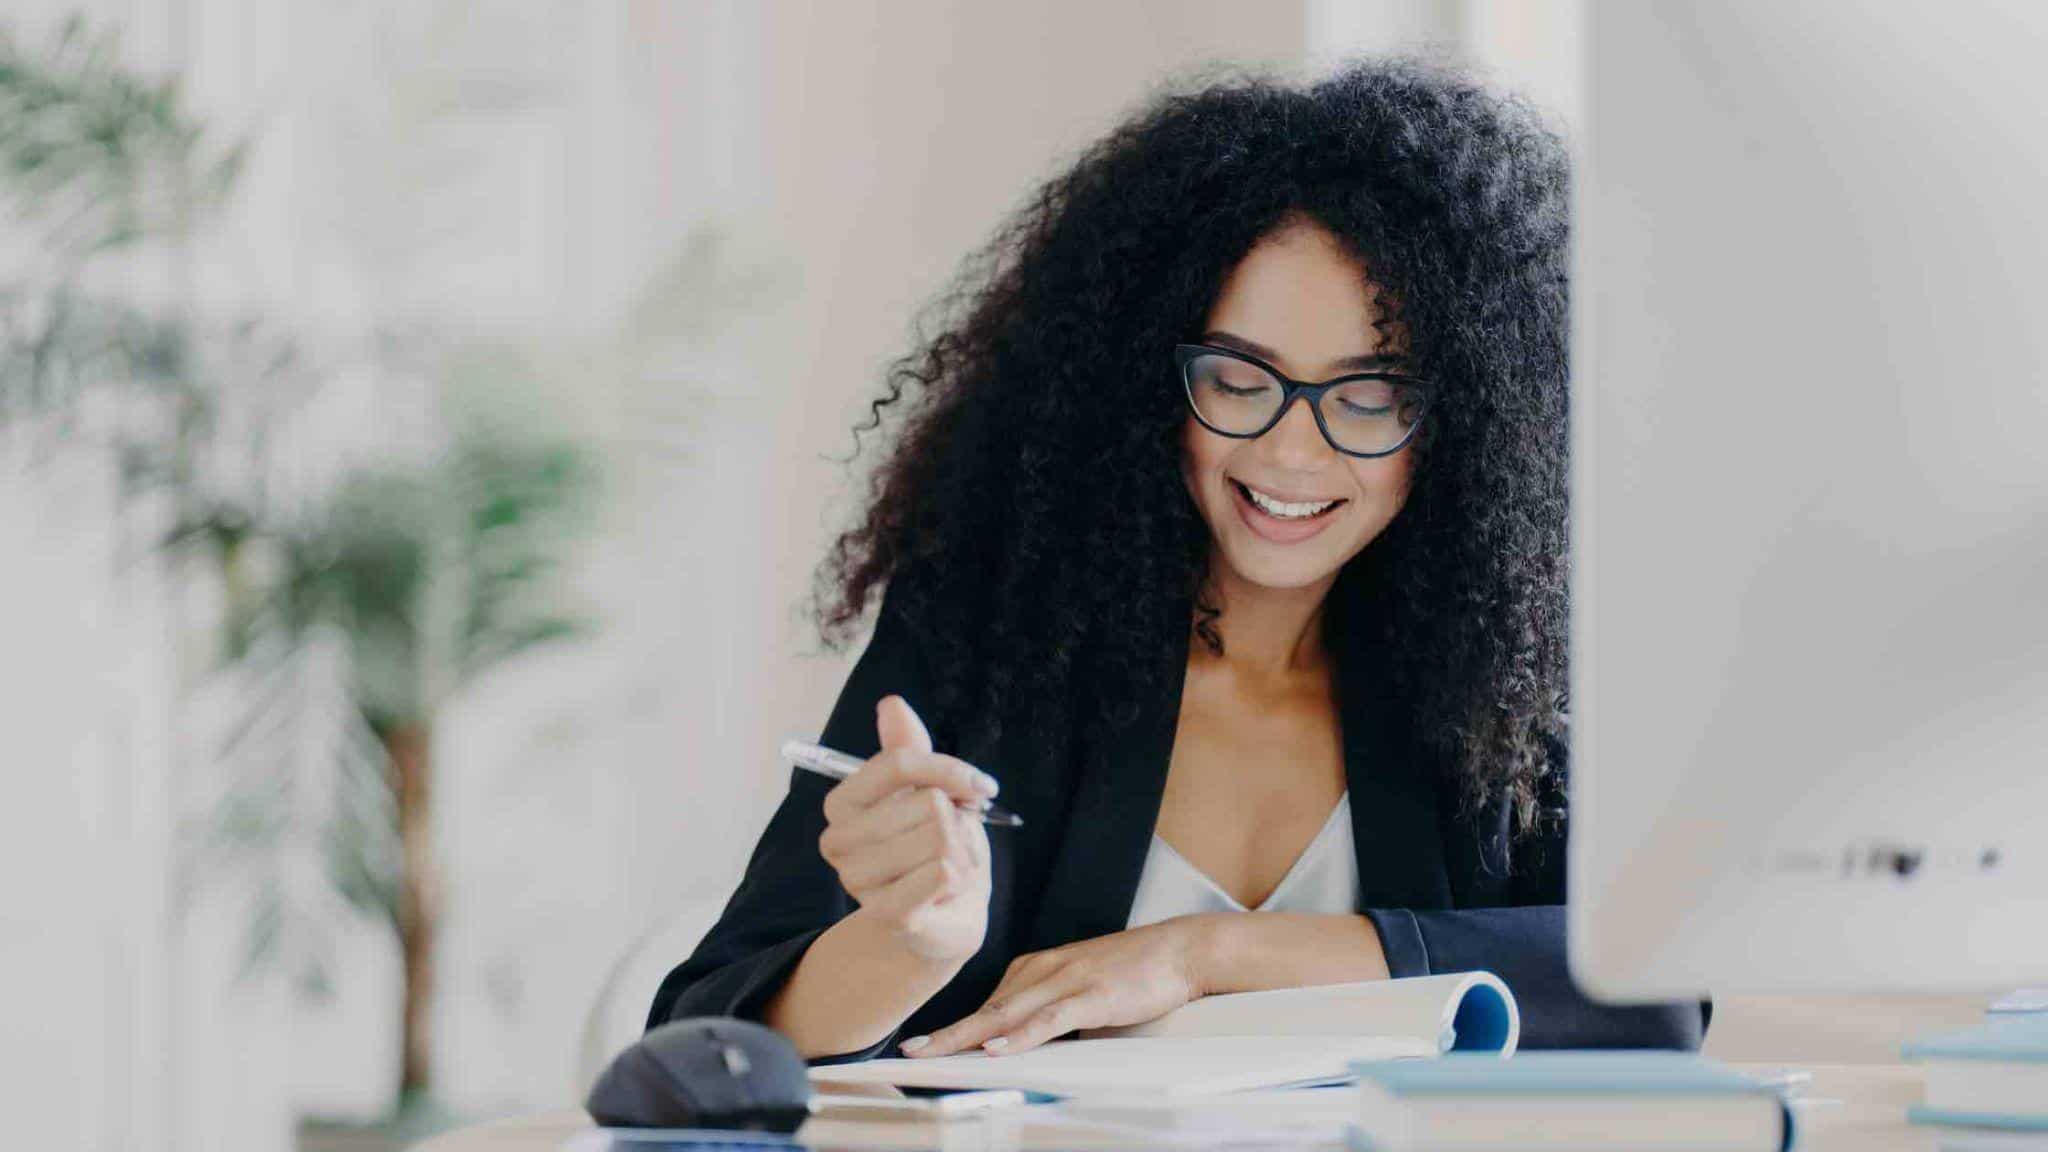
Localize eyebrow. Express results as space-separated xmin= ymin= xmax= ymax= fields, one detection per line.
xmin=1201 ymin=330 xmax=1410 ymax=374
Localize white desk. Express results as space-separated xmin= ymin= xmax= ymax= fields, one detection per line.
xmin=418 ymin=1062 xmax=1937 ymax=1151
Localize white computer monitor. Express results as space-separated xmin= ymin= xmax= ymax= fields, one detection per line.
xmin=1568 ymin=1 xmax=2048 ymax=1001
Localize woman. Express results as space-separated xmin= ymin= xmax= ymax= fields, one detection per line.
xmin=648 ymin=59 xmax=1705 ymax=1061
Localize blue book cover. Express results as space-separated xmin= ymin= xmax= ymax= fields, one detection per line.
xmin=1348 ymin=1052 xmax=1795 ymax=1152
xmin=1907 ymin=1106 xmax=2048 ymax=1133
xmin=1904 ymin=1014 xmax=2048 ymax=1065
xmin=1353 ymin=1050 xmax=1782 ymax=1097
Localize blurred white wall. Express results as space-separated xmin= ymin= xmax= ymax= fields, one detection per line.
xmin=2 ymin=3 xmax=1577 ymax=1149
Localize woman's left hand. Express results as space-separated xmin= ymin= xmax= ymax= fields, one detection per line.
xmin=903 ymin=917 xmax=1212 ymax=1058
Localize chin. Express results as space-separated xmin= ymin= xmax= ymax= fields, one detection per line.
xmin=1214 ymin=540 xmax=1348 ymax=592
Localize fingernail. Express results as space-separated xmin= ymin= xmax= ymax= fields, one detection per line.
xmin=983 ymin=1036 xmax=1009 ymax=1052
xmin=900 ymin=1035 xmax=930 ymax=1054
xmin=974 ymin=771 xmax=999 ymax=796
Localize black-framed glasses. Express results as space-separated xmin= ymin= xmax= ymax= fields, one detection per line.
xmin=1175 ymin=342 xmax=1431 ymax=458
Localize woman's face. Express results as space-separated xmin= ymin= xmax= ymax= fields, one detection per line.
xmin=1180 ymin=216 xmax=1417 ymax=593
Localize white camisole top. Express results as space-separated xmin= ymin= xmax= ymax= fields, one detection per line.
xmin=1124 ymin=792 xmax=1360 ymax=928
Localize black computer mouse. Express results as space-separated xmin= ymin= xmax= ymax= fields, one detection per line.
xmin=585 ymin=1017 xmax=812 ymax=1133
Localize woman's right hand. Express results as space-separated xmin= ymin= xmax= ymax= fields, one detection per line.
xmin=818 ymin=695 xmax=995 ymax=965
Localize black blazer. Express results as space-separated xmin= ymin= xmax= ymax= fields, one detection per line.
xmin=647 ymin=588 xmax=1706 ymax=1060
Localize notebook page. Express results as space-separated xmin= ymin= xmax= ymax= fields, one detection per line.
xmin=807 ymin=1034 xmax=1435 ymax=1098
xmin=1083 ymin=971 xmax=1519 ymax=1054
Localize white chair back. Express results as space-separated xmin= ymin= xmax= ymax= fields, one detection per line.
xmin=575 ymin=899 xmax=726 ymax=1095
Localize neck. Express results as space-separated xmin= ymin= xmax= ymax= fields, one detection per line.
xmin=1192 ymin=554 xmax=1336 ymax=682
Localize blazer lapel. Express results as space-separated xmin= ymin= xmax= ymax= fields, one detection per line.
xmin=1020 ymin=615 xmax=1188 ymax=953
xmin=1338 ymin=648 xmax=1454 ymax=910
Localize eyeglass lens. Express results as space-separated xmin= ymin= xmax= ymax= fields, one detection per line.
xmin=1182 ymin=352 xmax=1422 ymax=455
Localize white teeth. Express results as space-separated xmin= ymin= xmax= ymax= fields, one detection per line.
xmin=1242 ymin=483 xmax=1338 ymax=520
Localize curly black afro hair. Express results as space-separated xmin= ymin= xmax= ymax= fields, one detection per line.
xmin=813 ymin=58 xmax=1571 ymax=835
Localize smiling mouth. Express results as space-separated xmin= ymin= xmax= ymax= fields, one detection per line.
xmin=1231 ymin=478 xmax=1347 ymax=521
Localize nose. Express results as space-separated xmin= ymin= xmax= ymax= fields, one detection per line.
xmin=1257 ymin=394 xmax=1336 ymax=470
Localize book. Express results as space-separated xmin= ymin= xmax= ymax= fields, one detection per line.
xmin=1926 ymin=1131 xmax=2048 ymax=1152
xmin=1905 ymin=1014 xmax=2048 ymax=1133
xmin=807 ymin=1084 xmax=1028 ymax=1121
xmin=569 ymin=1088 xmax=1029 ymax=1152
xmin=1348 ymin=1051 xmax=1796 ymax=1152
xmin=1031 ymin=1082 xmax=1362 ymax=1145
xmin=806 ymin=971 xmax=1516 ymax=1099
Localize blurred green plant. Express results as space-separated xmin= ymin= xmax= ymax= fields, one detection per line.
xmin=186 ymin=364 xmax=594 ymax=1101
xmin=2 ymin=14 xmax=595 ymax=1113
xmin=0 ymin=14 xmax=244 ymax=264
xmin=1 ymin=13 xmax=253 ymax=489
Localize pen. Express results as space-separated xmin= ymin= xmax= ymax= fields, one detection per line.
xmin=780 ymin=739 xmax=1025 ymax=827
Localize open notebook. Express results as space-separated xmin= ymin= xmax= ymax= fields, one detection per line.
xmin=809 ymin=971 xmax=1517 ymax=1099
